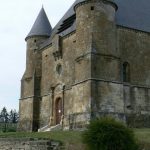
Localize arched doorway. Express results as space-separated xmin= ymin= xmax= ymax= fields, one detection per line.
xmin=55 ymin=98 xmax=63 ymax=125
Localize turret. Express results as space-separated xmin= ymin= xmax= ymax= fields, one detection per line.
xmin=19 ymin=7 xmax=52 ymax=131
xmin=74 ymin=0 xmax=124 ymax=120
xmin=75 ymin=0 xmax=120 ymax=81
xmin=24 ymin=7 xmax=52 ymax=78
xmin=21 ymin=6 xmax=52 ymax=100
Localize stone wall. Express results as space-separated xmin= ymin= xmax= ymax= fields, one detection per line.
xmin=0 ymin=138 xmax=61 ymax=150
xmin=91 ymin=80 xmax=124 ymax=114
xmin=18 ymin=98 xmax=34 ymax=131
xmin=118 ymin=27 xmax=150 ymax=86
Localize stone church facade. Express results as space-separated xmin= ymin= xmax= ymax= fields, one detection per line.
xmin=18 ymin=0 xmax=150 ymax=131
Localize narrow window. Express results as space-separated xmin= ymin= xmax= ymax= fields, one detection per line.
xmin=123 ymin=62 xmax=130 ymax=82
xmin=56 ymin=64 xmax=62 ymax=75
xmin=91 ymin=6 xmax=94 ymax=10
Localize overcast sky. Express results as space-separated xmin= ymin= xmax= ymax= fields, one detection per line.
xmin=0 ymin=0 xmax=75 ymax=111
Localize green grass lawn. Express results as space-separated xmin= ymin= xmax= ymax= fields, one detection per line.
xmin=134 ymin=128 xmax=150 ymax=149
xmin=0 ymin=131 xmax=81 ymax=143
xmin=0 ymin=129 xmax=150 ymax=149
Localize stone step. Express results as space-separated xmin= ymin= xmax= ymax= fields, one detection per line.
xmin=38 ymin=124 xmax=62 ymax=132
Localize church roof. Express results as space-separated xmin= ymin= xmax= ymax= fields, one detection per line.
xmin=40 ymin=0 xmax=150 ymax=49
xmin=115 ymin=0 xmax=150 ymax=33
xmin=26 ymin=7 xmax=52 ymax=40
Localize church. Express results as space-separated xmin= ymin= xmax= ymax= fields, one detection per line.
xmin=18 ymin=0 xmax=150 ymax=131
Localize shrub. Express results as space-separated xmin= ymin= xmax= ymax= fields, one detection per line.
xmin=7 ymin=128 xmax=16 ymax=132
xmin=82 ymin=117 xmax=139 ymax=150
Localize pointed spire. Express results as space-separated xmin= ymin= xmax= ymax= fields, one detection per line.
xmin=25 ymin=7 xmax=52 ymax=40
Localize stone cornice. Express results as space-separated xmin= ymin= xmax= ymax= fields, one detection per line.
xmin=29 ymin=78 xmax=150 ymax=99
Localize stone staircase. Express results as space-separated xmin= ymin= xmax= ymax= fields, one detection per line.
xmin=38 ymin=124 xmax=62 ymax=132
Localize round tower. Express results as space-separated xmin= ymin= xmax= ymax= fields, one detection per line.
xmin=74 ymin=0 xmax=125 ymax=121
xmin=75 ymin=0 xmax=120 ymax=81
xmin=19 ymin=7 xmax=52 ymax=131
xmin=24 ymin=7 xmax=52 ymax=78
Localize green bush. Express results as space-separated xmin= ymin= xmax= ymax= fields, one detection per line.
xmin=82 ymin=117 xmax=139 ymax=150
xmin=7 ymin=128 xmax=16 ymax=132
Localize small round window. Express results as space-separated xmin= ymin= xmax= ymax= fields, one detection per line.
xmin=56 ymin=64 xmax=62 ymax=75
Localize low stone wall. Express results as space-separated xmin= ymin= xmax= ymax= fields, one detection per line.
xmin=0 ymin=138 xmax=62 ymax=150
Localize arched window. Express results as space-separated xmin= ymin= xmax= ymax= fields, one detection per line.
xmin=123 ymin=62 xmax=130 ymax=82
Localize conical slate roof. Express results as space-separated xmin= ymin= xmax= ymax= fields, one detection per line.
xmin=26 ymin=7 xmax=52 ymax=40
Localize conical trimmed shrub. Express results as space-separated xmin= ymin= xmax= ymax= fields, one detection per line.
xmin=82 ymin=117 xmax=139 ymax=150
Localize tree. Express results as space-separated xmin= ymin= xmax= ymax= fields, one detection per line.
xmin=9 ymin=109 xmax=19 ymax=123
xmin=0 ymin=107 xmax=9 ymax=132
xmin=0 ymin=107 xmax=9 ymax=123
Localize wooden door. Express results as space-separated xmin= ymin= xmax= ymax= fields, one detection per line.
xmin=55 ymin=98 xmax=62 ymax=125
